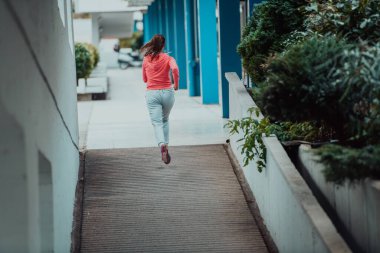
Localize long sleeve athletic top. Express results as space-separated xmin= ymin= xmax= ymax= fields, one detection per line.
xmin=142 ymin=53 xmax=179 ymax=90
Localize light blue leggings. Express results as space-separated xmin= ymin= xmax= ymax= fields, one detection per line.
xmin=145 ymin=88 xmax=175 ymax=146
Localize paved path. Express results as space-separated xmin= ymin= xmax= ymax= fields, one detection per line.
xmin=77 ymin=68 xmax=227 ymax=150
xmin=80 ymin=145 xmax=268 ymax=253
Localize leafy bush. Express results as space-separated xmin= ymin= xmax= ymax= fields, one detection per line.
xmin=132 ymin=32 xmax=144 ymax=51
xmin=315 ymin=144 xmax=380 ymax=184
xmin=237 ymin=0 xmax=306 ymax=84
xmin=226 ymin=108 xmax=325 ymax=171
xmin=260 ymin=36 xmax=350 ymax=137
xmin=330 ymin=42 xmax=380 ymax=144
xmin=305 ymin=0 xmax=380 ymax=44
xmin=261 ymin=37 xmax=380 ymax=144
xmin=119 ymin=32 xmax=144 ymax=51
xmin=233 ymin=0 xmax=380 ymax=183
xmin=84 ymin=43 xmax=100 ymax=68
xmin=75 ymin=43 xmax=93 ymax=81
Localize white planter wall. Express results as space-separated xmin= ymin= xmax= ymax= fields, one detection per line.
xmin=226 ymin=72 xmax=351 ymax=253
xmin=0 ymin=1 xmax=79 ymax=252
xmin=299 ymin=145 xmax=380 ymax=253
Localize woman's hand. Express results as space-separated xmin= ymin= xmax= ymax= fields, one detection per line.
xmin=174 ymin=86 xmax=179 ymax=91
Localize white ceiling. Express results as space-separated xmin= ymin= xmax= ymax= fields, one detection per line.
xmin=98 ymin=12 xmax=135 ymax=38
xmin=75 ymin=0 xmax=148 ymax=13
xmin=127 ymin=0 xmax=154 ymax=7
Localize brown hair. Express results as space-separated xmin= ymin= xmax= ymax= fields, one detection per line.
xmin=141 ymin=34 xmax=166 ymax=60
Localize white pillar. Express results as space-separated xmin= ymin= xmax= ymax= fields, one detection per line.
xmin=91 ymin=13 xmax=100 ymax=46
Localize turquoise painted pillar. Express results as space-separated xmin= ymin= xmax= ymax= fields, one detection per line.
xmin=173 ymin=0 xmax=187 ymax=89
xmin=164 ymin=0 xmax=171 ymax=52
xmin=197 ymin=0 xmax=219 ymax=104
xmin=151 ymin=3 xmax=156 ymax=37
xmin=184 ymin=0 xmax=200 ymax=96
xmin=167 ymin=0 xmax=176 ymax=58
xmin=150 ymin=1 xmax=158 ymax=37
xmin=155 ymin=1 xmax=160 ymax=35
xmin=143 ymin=13 xmax=150 ymax=43
xmin=158 ymin=0 xmax=163 ymax=34
xmin=218 ymin=0 xmax=242 ymax=118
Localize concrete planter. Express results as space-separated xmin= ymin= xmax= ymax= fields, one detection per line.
xmin=298 ymin=145 xmax=380 ymax=253
xmin=90 ymin=62 xmax=108 ymax=78
xmin=77 ymin=63 xmax=108 ymax=98
xmin=77 ymin=75 xmax=108 ymax=100
xmin=226 ymin=72 xmax=351 ymax=253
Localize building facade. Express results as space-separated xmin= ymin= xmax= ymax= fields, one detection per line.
xmin=0 ymin=0 xmax=79 ymax=252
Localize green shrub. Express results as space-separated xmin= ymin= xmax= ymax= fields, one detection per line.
xmin=84 ymin=43 xmax=100 ymax=68
xmin=75 ymin=43 xmax=93 ymax=81
xmin=305 ymin=0 xmax=380 ymax=44
xmin=332 ymin=43 xmax=380 ymax=144
xmin=237 ymin=0 xmax=306 ymax=84
xmin=131 ymin=32 xmax=144 ymax=51
xmin=233 ymin=0 xmax=380 ymax=183
xmin=261 ymin=38 xmax=380 ymax=143
xmin=226 ymin=108 xmax=325 ymax=171
xmin=260 ymin=36 xmax=350 ymax=138
xmin=315 ymin=144 xmax=380 ymax=184
xmin=119 ymin=32 xmax=144 ymax=51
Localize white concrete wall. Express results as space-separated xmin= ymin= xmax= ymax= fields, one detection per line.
xmin=299 ymin=145 xmax=380 ymax=253
xmin=75 ymin=0 xmax=147 ymax=13
xmin=73 ymin=18 xmax=93 ymax=44
xmin=99 ymin=39 xmax=120 ymax=69
xmin=91 ymin=14 xmax=100 ymax=46
xmin=73 ymin=15 xmax=100 ymax=46
xmin=226 ymin=72 xmax=351 ymax=253
xmin=0 ymin=0 xmax=79 ymax=252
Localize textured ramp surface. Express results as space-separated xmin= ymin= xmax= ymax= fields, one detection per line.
xmin=81 ymin=145 xmax=268 ymax=253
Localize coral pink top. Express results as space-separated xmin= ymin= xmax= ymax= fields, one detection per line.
xmin=142 ymin=53 xmax=179 ymax=90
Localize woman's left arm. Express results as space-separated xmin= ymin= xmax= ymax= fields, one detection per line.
xmin=142 ymin=59 xmax=148 ymax=83
xmin=169 ymin=57 xmax=179 ymax=90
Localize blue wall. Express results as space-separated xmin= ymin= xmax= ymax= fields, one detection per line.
xmin=197 ymin=0 xmax=219 ymax=104
xmin=173 ymin=0 xmax=187 ymax=89
xmin=184 ymin=0 xmax=200 ymax=96
xmin=146 ymin=0 xmax=232 ymax=105
xmin=218 ymin=0 xmax=242 ymax=117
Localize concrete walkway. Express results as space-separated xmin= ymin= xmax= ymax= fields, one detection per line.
xmin=77 ymin=68 xmax=269 ymax=252
xmin=77 ymin=68 xmax=227 ymax=150
xmin=80 ymin=145 xmax=268 ymax=252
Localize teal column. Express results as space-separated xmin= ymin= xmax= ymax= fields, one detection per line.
xmin=173 ymin=0 xmax=187 ymax=89
xmin=197 ymin=0 xmax=219 ymax=104
xmin=150 ymin=1 xmax=158 ymax=36
xmin=143 ymin=13 xmax=150 ymax=43
xmin=167 ymin=0 xmax=176 ymax=58
xmin=164 ymin=0 xmax=171 ymax=52
xmin=158 ymin=0 xmax=163 ymax=34
xmin=184 ymin=0 xmax=200 ymax=96
xmin=218 ymin=0 xmax=242 ymax=118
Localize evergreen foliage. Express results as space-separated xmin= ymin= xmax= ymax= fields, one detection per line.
xmin=315 ymin=144 xmax=380 ymax=184
xmin=260 ymin=36 xmax=349 ymax=138
xmin=305 ymin=0 xmax=380 ymax=44
xmin=230 ymin=0 xmax=380 ymax=183
xmin=75 ymin=43 xmax=93 ymax=80
xmin=237 ymin=0 xmax=306 ymax=84
xmin=84 ymin=43 xmax=100 ymax=68
xmin=226 ymin=108 xmax=327 ymax=171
